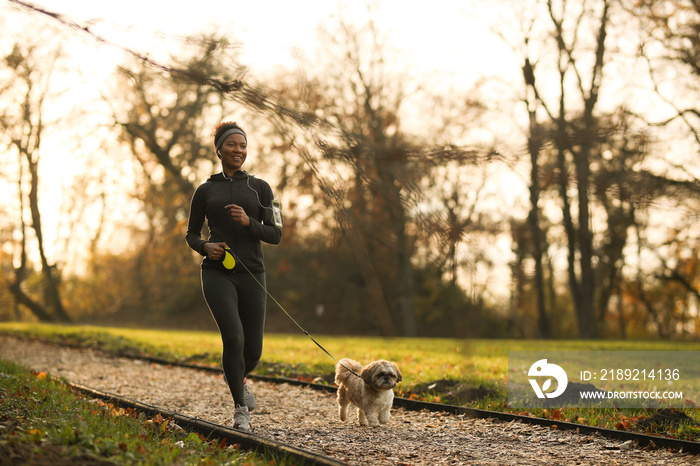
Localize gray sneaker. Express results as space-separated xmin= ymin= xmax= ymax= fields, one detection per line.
xmin=243 ymin=378 xmax=256 ymax=411
xmin=223 ymin=375 xmax=255 ymax=411
xmin=233 ymin=404 xmax=251 ymax=432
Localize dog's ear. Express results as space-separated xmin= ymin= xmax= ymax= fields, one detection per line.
xmin=360 ymin=361 xmax=378 ymax=385
xmin=391 ymin=362 xmax=402 ymax=383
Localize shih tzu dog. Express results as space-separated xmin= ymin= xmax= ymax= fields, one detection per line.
xmin=335 ymin=358 xmax=402 ymax=427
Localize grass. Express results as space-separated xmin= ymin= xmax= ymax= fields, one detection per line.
xmin=1 ymin=322 xmax=699 ymax=444
xmin=0 ymin=357 xmax=290 ymax=465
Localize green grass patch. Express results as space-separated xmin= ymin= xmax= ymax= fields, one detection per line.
xmin=2 ymin=322 xmax=699 ymax=442
xmin=0 ymin=356 xmax=292 ymax=465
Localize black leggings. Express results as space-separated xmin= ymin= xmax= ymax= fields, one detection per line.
xmin=201 ymin=268 xmax=266 ymax=407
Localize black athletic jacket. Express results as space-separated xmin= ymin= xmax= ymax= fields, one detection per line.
xmin=186 ymin=171 xmax=282 ymax=273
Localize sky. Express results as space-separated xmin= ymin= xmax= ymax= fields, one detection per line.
xmin=11 ymin=0 xmax=515 ymax=85
xmin=3 ymin=1 xmax=519 ymax=165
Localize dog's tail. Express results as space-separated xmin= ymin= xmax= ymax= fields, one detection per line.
xmin=335 ymin=358 xmax=362 ymax=385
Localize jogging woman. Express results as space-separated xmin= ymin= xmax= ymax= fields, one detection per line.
xmin=186 ymin=121 xmax=282 ymax=431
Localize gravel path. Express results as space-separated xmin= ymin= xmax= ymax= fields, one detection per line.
xmin=1 ymin=334 xmax=697 ymax=465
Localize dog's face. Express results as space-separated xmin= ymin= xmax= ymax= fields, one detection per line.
xmin=361 ymin=360 xmax=402 ymax=391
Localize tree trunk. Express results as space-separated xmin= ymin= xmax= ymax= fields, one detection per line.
xmin=346 ymin=227 xmax=398 ymax=336
xmin=547 ymin=0 xmax=610 ymax=339
xmin=555 ymin=121 xmax=583 ymax=327
xmin=573 ymin=0 xmax=609 ymax=339
xmin=524 ymin=76 xmax=550 ymax=339
xmin=26 ymin=153 xmax=71 ymax=322
xmin=8 ymin=198 xmax=54 ymax=322
xmin=8 ymin=279 xmax=53 ymax=322
xmin=395 ymin=204 xmax=417 ymax=337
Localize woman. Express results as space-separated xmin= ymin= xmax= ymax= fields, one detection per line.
xmin=186 ymin=121 xmax=282 ymax=431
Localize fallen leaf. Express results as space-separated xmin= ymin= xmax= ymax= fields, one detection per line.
xmin=619 ymin=440 xmax=636 ymax=451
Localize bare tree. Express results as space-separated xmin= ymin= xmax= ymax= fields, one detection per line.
xmin=631 ymin=0 xmax=700 ymax=144
xmin=622 ymin=0 xmax=700 ymax=330
xmin=501 ymin=0 xmax=614 ymax=338
xmin=522 ymin=51 xmax=551 ymax=339
xmin=0 ymin=41 xmax=70 ymax=322
xmin=293 ymin=17 xmax=415 ymax=336
xmin=99 ymin=36 xmax=243 ymax=319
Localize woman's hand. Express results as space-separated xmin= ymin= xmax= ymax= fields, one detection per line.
xmin=203 ymin=242 xmax=229 ymax=261
xmin=225 ymin=204 xmax=250 ymax=226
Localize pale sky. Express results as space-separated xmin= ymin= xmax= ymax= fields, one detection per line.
xmin=13 ymin=0 xmax=515 ymax=85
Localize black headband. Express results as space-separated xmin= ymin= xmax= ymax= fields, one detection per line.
xmin=215 ymin=127 xmax=247 ymax=151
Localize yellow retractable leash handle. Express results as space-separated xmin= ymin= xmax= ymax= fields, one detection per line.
xmin=221 ymin=248 xmax=236 ymax=270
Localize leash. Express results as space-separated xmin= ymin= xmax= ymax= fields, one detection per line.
xmin=232 ymin=252 xmax=362 ymax=379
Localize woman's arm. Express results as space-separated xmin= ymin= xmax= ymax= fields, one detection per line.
xmin=185 ymin=186 xmax=209 ymax=255
xmin=250 ymin=180 xmax=282 ymax=245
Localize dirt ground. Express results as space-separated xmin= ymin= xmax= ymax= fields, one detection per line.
xmin=1 ymin=334 xmax=698 ymax=465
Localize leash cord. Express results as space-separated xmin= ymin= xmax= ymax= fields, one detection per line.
xmin=236 ymin=257 xmax=362 ymax=379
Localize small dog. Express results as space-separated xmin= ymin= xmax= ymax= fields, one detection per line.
xmin=335 ymin=358 xmax=402 ymax=427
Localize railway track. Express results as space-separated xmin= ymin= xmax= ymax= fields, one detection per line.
xmin=70 ymin=382 xmax=346 ymax=466
xmin=123 ymin=352 xmax=700 ymax=456
xmin=3 ymin=335 xmax=699 ymax=464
